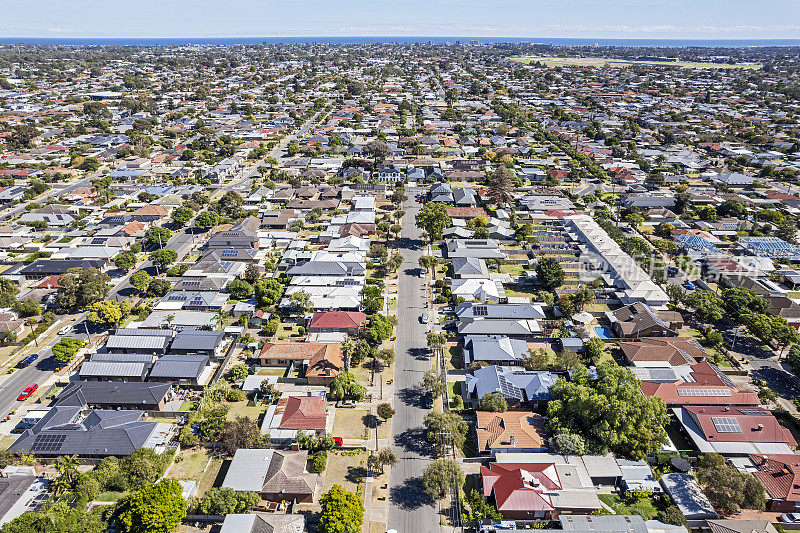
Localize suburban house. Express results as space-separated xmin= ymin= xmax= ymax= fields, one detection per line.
xmin=259 ymin=342 xmax=343 ymax=385
xmin=480 ymin=455 xmax=603 ymax=519
xmin=8 ymin=406 xmax=172 ymax=458
xmin=220 ymin=513 xmax=305 ymax=533
xmin=609 ymin=302 xmax=682 ymax=338
xmin=222 ymin=449 xmax=318 ymax=503
xmin=54 ymin=381 xmax=172 ymax=411
xmin=639 ymin=362 xmax=760 ymax=406
xmin=673 ymin=405 xmax=797 ymax=455
xmin=476 ymin=411 xmax=547 ymax=455
xmin=452 ymin=257 xmax=490 ymax=279
xmin=466 ymin=366 xmax=558 ymax=409
xmin=620 ymin=337 xmax=708 ymax=367
xmin=307 ymin=311 xmax=367 ymax=334
xmin=261 ymin=395 xmax=327 ymax=443
xmin=748 ymin=454 xmax=800 ymax=512
xmin=463 ymin=335 xmax=530 ymax=366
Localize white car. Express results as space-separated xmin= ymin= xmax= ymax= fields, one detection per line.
xmin=58 ymin=326 xmax=72 ymax=335
xmin=780 ymin=513 xmax=800 ymax=523
xmin=420 ymin=313 xmax=428 ymax=324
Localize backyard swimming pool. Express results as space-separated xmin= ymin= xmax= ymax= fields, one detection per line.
xmin=594 ymin=326 xmax=614 ymax=339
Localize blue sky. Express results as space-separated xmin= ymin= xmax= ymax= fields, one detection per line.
xmin=2 ymin=0 xmax=799 ymax=38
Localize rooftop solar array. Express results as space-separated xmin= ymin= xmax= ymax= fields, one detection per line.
xmin=677 ymin=388 xmax=731 ymax=397
xmin=31 ymin=434 xmax=67 ymax=452
xmin=497 ymin=374 xmax=524 ymax=401
xmin=737 ymin=408 xmax=768 ymax=416
xmin=711 ymin=417 xmax=742 ymax=433
xmin=474 ymin=306 xmax=488 ymax=316
xmin=221 ymin=250 xmax=239 ymax=257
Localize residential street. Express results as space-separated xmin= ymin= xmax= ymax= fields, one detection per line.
xmin=388 ymin=191 xmax=438 ymax=533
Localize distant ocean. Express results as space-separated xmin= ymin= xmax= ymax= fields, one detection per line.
xmin=1 ymin=37 xmax=800 ymax=47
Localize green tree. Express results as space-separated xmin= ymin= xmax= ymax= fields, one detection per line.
xmin=194 ymin=210 xmax=221 ymax=229
xmin=415 ymin=202 xmax=451 ymax=242
xmin=536 ymin=257 xmax=566 ymax=290
xmin=56 ymin=267 xmax=111 ymax=311
xmin=219 ymin=416 xmax=263 ymax=455
xmin=329 ymin=372 xmax=367 ymax=401
xmin=130 ymin=270 xmax=152 ymax=293
xmin=147 ymin=278 xmax=172 ymax=297
xmin=52 ymin=338 xmax=86 ymax=364
xmin=377 ymin=402 xmax=395 ymax=421
xmin=418 ymin=255 xmax=439 ymax=280
xmin=114 ymin=479 xmax=187 ymax=533
xmin=226 ymin=279 xmax=254 ymax=300
xmin=547 ymin=364 xmax=669 ymax=459
xmin=318 ymin=485 xmax=364 ymax=533
xmin=87 ymin=300 xmax=123 ymax=325
xmin=149 ymin=249 xmax=177 ymax=269
xmin=228 ymin=363 xmax=249 ymax=382
xmin=422 ymin=459 xmax=464 ymax=500
xmin=113 ymin=252 xmax=138 ymax=272
xmin=694 ymin=453 xmax=766 ymax=516
xmin=198 ymin=487 xmax=259 ymax=515
xmin=288 ymin=291 xmax=312 ymax=314
xmin=549 ymin=433 xmax=586 ymax=455
xmin=171 ymin=206 xmax=193 ymax=226
xmin=145 ymin=227 xmax=172 ymax=248
xmin=367 ymin=314 xmax=393 ymax=344
xmin=684 ymin=290 xmax=725 ymax=322
xmin=420 ymin=368 xmax=446 ymax=398
xmin=478 ymin=392 xmax=507 ymax=412
xmin=423 ymin=411 xmax=468 ymax=450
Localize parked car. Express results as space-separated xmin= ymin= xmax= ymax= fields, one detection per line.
xmin=333 ymin=437 xmax=343 ymax=446
xmin=667 ymin=266 xmax=678 ymax=277
xmin=780 ymin=513 xmax=800 ymax=523
xmin=17 ymin=384 xmax=38 ymax=401
xmin=420 ymin=313 xmax=428 ymax=324
xmin=58 ymin=325 xmax=72 ymax=335
xmin=18 ymin=353 xmax=39 ymax=368
xmin=683 ymin=281 xmax=696 ymax=290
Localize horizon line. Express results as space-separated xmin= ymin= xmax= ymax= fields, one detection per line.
xmin=2 ymin=35 xmax=800 ymax=41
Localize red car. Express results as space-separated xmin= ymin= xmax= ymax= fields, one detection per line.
xmin=333 ymin=437 xmax=343 ymax=446
xmin=17 ymin=384 xmax=38 ymax=401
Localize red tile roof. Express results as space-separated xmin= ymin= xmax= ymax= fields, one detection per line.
xmin=446 ymin=206 xmax=486 ymax=219
xmin=640 ymin=362 xmax=760 ymax=406
xmin=309 ymin=311 xmax=367 ymax=329
xmin=750 ymin=454 xmax=800 ymax=503
xmin=481 ymin=462 xmax=560 ymax=512
xmin=278 ymin=396 xmax=327 ymax=430
xmin=684 ymin=405 xmax=797 ymax=446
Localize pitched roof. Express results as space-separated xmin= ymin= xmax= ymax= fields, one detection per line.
xmin=620 ymin=337 xmax=707 ymax=367
xmin=259 ymin=342 xmax=343 ymax=380
xmin=278 ymin=396 xmax=326 ymax=430
xmin=749 ymin=454 xmax=800 ymax=504
xmin=309 ymin=311 xmax=367 ymax=329
xmin=481 ymin=462 xmax=561 ymax=512
xmin=640 ymin=362 xmax=759 ymax=406
xmin=476 ymin=411 xmax=546 ymax=453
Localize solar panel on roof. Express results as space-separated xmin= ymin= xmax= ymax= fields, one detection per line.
xmin=711 ymin=416 xmax=742 ymax=433
xmin=677 ymin=388 xmax=731 ymax=397
xmin=737 ymin=408 xmax=768 ymax=415
xmin=91 ymin=238 xmax=105 ymax=245
xmin=497 ymin=374 xmax=524 ymax=401
xmin=221 ymin=250 xmax=238 ymax=257
xmin=31 ymin=434 xmax=67 ymax=452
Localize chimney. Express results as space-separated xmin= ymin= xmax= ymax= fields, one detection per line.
xmin=509 ymin=436 xmax=516 ymax=446
xmin=756 ymin=424 xmax=764 ymax=431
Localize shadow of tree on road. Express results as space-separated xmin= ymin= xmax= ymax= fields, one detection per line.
xmin=408 ymin=347 xmax=430 ymax=361
xmin=390 ymin=476 xmax=433 ymax=510
xmin=397 ymin=386 xmax=428 ymax=409
xmin=394 ymin=427 xmax=433 ymax=457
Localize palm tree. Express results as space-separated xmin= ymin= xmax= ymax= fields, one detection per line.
xmin=419 ymin=255 xmax=439 ymax=281
xmin=165 ymin=314 xmax=175 ymax=330
xmin=213 ymin=310 xmax=227 ymax=330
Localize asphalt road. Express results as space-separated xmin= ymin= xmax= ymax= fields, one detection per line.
xmin=388 ymin=192 xmax=438 ymax=533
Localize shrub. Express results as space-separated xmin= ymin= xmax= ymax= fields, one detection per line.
xmin=311 ymin=450 xmax=328 ymax=473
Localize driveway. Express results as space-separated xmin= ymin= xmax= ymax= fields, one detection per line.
xmin=388 ymin=190 xmax=438 ymax=533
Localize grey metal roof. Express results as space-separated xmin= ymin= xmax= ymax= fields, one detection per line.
xmin=90 ymin=353 xmax=155 ymax=364
xmin=106 ymin=334 xmax=171 ymax=352
xmin=466 ymin=365 xmax=557 ymax=402
xmin=55 ymin=381 xmax=170 ymax=408
xmin=114 ymin=328 xmax=174 ymax=338
xmin=80 ymin=361 xmax=150 ymax=379
xmin=8 ymin=406 xmax=159 ymax=456
xmin=222 ymin=448 xmax=273 ymax=491
xmin=463 ymin=335 xmax=529 ymax=364
xmin=149 ymin=355 xmax=208 ymax=379
xmin=170 ymin=330 xmax=224 ymax=352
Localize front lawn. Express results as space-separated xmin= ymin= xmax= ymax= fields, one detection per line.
xmin=225 ymin=399 xmax=268 ymax=422
xmin=323 ymin=450 xmax=366 ymax=494
xmin=333 ymin=408 xmax=370 ymax=439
